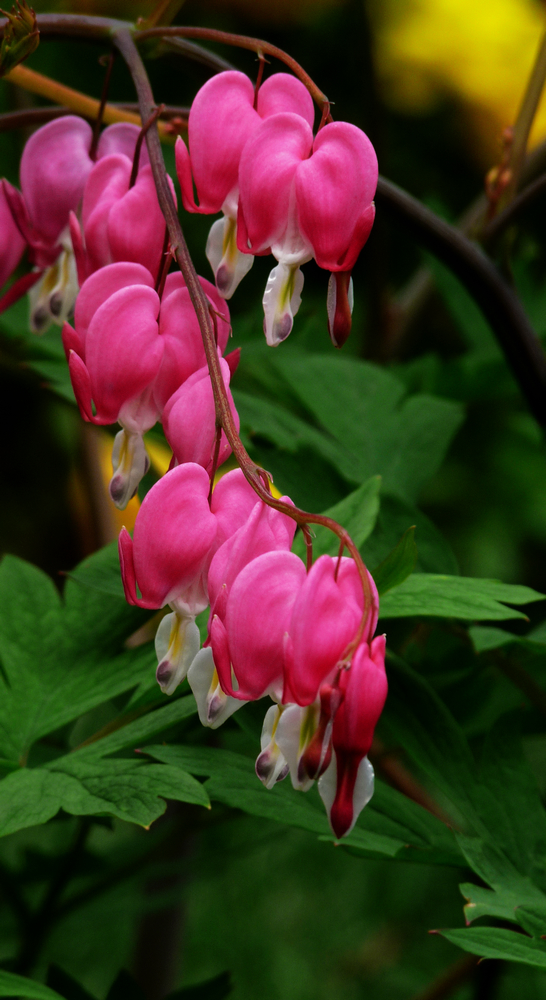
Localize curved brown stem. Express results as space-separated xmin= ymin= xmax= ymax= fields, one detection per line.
xmin=134 ymin=25 xmax=332 ymax=116
xmin=111 ymin=27 xmax=372 ymax=646
xmin=0 ymin=103 xmax=189 ymax=132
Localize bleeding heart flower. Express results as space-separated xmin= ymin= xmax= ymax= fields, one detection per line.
xmin=175 ymin=70 xmax=314 ymax=299
xmin=318 ymin=635 xmax=387 ymax=838
xmin=237 ymin=114 xmax=377 ymax=345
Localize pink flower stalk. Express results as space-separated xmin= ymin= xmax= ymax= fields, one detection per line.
xmin=2 ymin=117 xmax=146 ymax=331
xmin=210 ymin=550 xmax=306 ymax=702
xmin=283 ymin=556 xmax=379 ymax=707
xmin=237 ymin=114 xmax=377 ymax=345
xmin=175 ymin=70 xmax=314 ymax=299
xmin=119 ymin=463 xmax=218 ymax=695
xmin=162 ymin=359 xmax=239 ymax=475
xmin=318 ymin=635 xmax=387 ymax=838
xmin=74 ymin=155 xmax=169 ymax=282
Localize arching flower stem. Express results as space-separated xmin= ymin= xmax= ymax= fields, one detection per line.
xmin=112 ymin=26 xmax=373 ymax=648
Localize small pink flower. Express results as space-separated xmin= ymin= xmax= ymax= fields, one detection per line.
xmin=119 ymin=462 xmax=218 ymax=613
xmin=2 ymin=116 xmax=147 ymax=329
xmin=210 ymin=549 xmax=306 ymax=702
xmin=318 ymin=635 xmax=387 ymax=838
xmin=77 ymin=155 xmax=169 ymax=280
xmin=176 ymin=71 xmax=314 ymax=299
xmin=237 ymin=114 xmax=377 ymax=345
xmin=283 ymin=556 xmax=378 ymax=707
xmin=162 ymin=358 xmax=239 ymax=475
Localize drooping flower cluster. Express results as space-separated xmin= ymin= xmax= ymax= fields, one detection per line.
xmin=1 ymin=67 xmax=385 ymax=839
xmin=119 ymin=462 xmax=387 ymax=839
xmin=176 ymin=70 xmax=378 ymax=346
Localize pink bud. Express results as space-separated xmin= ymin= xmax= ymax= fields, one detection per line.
xmin=210 ymin=468 xmax=272 ymax=550
xmin=210 ymin=549 xmax=306 ymax=700
xmin=283 ymin=556 xmax=378 ymax=707
xmin=319 ymin=635 xmax=387 ymax=838
xmin=162 ymin=358 xmax=238 ymax=474
xmin=119 ymin=463 xmax=218 ymax=612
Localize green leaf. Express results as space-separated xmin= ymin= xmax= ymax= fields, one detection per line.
xmin=270 ymin=353 xmax=464 ymax=502
xmin=0 ymin=970 xmax=65 ymax=1000
xmin=0 ymin=752 xmax=208 ymax=837
xmin=372 ymin=526 xmax=417 ymax=595
xmin=291 ymin=476 xmax=381 ymax=560
xmin=379 ymin=574 xmax=544 ymax=621
xmin=66 ymin=542 xmax=125 ymax=599
xmin=169 ymin=971 xmax=232 ymax=1000
xmin=382 ymin=654 xmax=482 ymax=830
xmin=142 ymin=743 xmax=463 ymax=865
xmin=438 ymin=927 xmax=546 ymax=968
xmin=469 ymin=626 xmax=519 ymax=652
xmin=361 ymin=493 xmax=459 ymax=575
xmin=0 ymin=554 xmax=153 ymax=765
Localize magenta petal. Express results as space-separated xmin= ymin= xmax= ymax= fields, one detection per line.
xmin=237 ymin=112 xmax=313 ymax=254
xmin=162 ymin=358 xmax=237 ymax=473
xmin=257 ymin=72 xmax=315 ymax=127
xmin=283 ymin=556 xmax=364 ymax=706
xmin=210 ymin=469 xmax=266 ymax=550
xmin=118 ymin=527 xmax=139 ymax=606
xmin=85 ymin=284 xmax=162 ymax=423
xmin=20 ymin=116 xmax=94 ymax=245
xmin=97 ymin=122 xmax=149 ymax=166
xmin=82 ymin=154 xmax=131 ymax=272
xmin=62 ymin=321 xmax=83 ymax=360
xmin=0 ymin=182 xmax=25 ymax=288
xmin=107 ymin=165 xmax=167 ymax=277
xmin=184 ymin=71 xmax=259 ymax=213
xmin=68 ymin=351 xmax=94 ymax=422
xmin=210 ymin=615 xmax=236 ymax=697
xmin=131 ymin=463 xmax=218 ymax=609
xmin=69 ymin=211 xmax=89 ymax=287
xmin=75 ymin=261 xmax=155 ymax=343
xmin=295 ymin=121 xmax=378 ymax=271
xmin=224 ymin=550 xmax=306 ymax=700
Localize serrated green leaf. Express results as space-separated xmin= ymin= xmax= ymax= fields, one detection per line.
xmin=372 ymin=526 xmax=417 ymax=595
xmin=379 ymin=574 xmax=544 ymax=621
xmin=438 ymin=927 xmax=546 ymax=968
xmin=516 ymin=906 xmax=546 ymax=939
xmin=291 ymin=476 xmax=381 ymax=561
xmin=270 ymin=353 xmax=464 ymax=501
xmin=0 ymin=554 xmax=153 ymax=764
xmin=0 ymin=753 xmax=208 ymax=837
xmin=0 ymin=970 xmax=65 ymax=1000
xmin=142 ymin=743 xmax=463 ymax=864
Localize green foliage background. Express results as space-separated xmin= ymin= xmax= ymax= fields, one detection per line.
xmin=2 ymin=2 xmax=546 ymax=999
